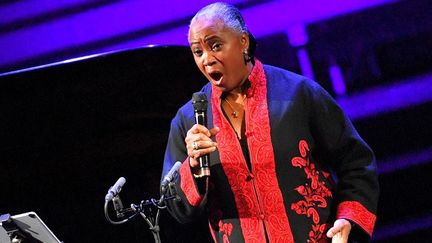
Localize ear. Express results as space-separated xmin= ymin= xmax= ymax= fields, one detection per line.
xmin=240 ymin=32 xmax=250 ymax=50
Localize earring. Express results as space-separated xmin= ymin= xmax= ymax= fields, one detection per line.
xmin=243 ymin=49 xmax=251 ymax=63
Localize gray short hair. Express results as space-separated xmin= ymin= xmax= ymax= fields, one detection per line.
xmin=189 ymin=2 xmax=257 ymax=63
xmin=190 ymin=2 xmax=248 ymax=35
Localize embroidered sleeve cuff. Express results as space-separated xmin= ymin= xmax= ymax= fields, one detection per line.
xmin=336 ymin=201 xmax=376 ymax=237
xmin=179 ymin=157 xmax=204 ymax=207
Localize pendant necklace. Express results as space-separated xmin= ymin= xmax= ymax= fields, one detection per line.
xmin=223 ymin=95 xmax=247 ymax=118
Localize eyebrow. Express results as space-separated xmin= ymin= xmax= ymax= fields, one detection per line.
xmin=190 ymin=35 xmax=220 ymax=47
xmin=190 ymin=35 xmax=220 ymax=45
xmin=204 ymin=35 xmax=219 ymax=42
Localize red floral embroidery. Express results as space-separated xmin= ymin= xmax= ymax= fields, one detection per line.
xmin=308 ymin=224 xmax=331 ymax=243
xmin=219 ymin=221 xmax=233 ymax=243
xmin=337 ymin=201 xmax=376 ymax=236
xmin=209 ymin=208 xmax=222 ymax=230
xmin=291 ymin=140 xmax=332 ymax=242
xmin=209 ymin=209 xmax=234 ymax=243
xmin=179 ymin=158 xmax=203 ymax=206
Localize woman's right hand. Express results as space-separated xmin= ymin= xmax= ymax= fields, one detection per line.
xmin=185 ymin=124 xmax=219 ymax=172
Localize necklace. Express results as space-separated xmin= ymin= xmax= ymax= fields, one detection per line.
xmin=223 ymin=95 xmax=247 ymax=118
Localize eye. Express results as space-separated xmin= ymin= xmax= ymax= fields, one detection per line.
xmin=192 ymin=49 xmax=203 ymax=57
xmin=211 ymin=42 xmax=222 ymax=52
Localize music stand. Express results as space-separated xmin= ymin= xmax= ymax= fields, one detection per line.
xmin=0 ymin=212 xmax=61 ymax=243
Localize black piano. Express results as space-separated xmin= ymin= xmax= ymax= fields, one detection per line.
xmin=0 ymin=46 xmax=213 ymax=242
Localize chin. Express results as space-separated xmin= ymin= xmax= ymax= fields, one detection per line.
xmin=211 ymin=83 xmax=227 ymax=91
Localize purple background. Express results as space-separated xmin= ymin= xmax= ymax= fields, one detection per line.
xmin=1 ymin=0 xmax=432 ymax=242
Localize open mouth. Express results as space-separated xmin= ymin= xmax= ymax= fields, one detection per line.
xmin=209 ymin=71 xmax=223 ymax=81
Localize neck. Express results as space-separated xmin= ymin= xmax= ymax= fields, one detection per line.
xmin=225 ymin=62 xmax=253 ymax=100
xmin=225 ymin=90 xmax=245 ymax=101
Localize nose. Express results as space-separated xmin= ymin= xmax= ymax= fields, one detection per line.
xmin=202 ymin=51 xmax=216 ymax=66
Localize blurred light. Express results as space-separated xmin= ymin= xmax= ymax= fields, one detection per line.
xmin=297 ymin=48 xmax=314 ymax=79
xmin=337 ymin=72 xmax=432 ymax=120
xmin=329 ymin=64 xmax=347 ymax=96
xmin=373 ymin=213 xmax=432 ymax=241
xmin=378 ymin=146 xmax=432 ymax=174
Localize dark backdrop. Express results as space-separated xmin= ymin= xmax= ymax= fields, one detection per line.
xmin=0 ymin=46 xmax=213 ymax=242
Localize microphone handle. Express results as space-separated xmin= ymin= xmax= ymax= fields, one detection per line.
xmin=195 ymin=111 xmax=210 ymax=177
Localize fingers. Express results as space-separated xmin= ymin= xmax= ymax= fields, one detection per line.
xmin=185 ymin=125 xmax=219 ymax=162
xmin=187 ymin=125 xmax=220 ymax=138
xmin=189 ymin=157 xmax=199 ymax=168
xmin=209 ymin=126 xmax=220 ymax=136
xmin=189 ymin=124 xmax=212 ymax=137
xmin=330 ymin=232 xmax=343 ymax=243
xmin=327 ymin=219 xmax=352 ymax=243
xmin=185 ymin=125 xmax=213 ymax=145
xmin=189 ymin=142 xmax=218 ymax=161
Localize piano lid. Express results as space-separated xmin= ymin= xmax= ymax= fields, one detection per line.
xmin=0 ymin=45 xmax=206 ymax=151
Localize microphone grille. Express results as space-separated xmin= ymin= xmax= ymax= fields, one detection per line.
xmin=192 ymin=92 xmax=208 ymax=111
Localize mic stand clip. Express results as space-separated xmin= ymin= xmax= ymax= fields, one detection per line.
xmin=104 ymin=184 xmax=178 ymax=243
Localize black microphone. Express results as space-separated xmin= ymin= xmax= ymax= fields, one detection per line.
xmin=161 ymin=161 xmax=182 ymax=189
xmin=192 ymin=92 xmax=210 ymax=177
xmin=105 ymin=177 xmax=126 ymax=201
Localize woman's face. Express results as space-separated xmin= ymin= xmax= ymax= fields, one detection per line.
xmin=188 ymin=18 xmax=250 ymax=92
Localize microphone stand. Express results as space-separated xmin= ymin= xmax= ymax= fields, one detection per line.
xmin=104 ymin=183 xmax=178 ymax=243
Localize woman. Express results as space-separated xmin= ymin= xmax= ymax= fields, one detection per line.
xmin=162 ymin=2 xmax=379 ymax=243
